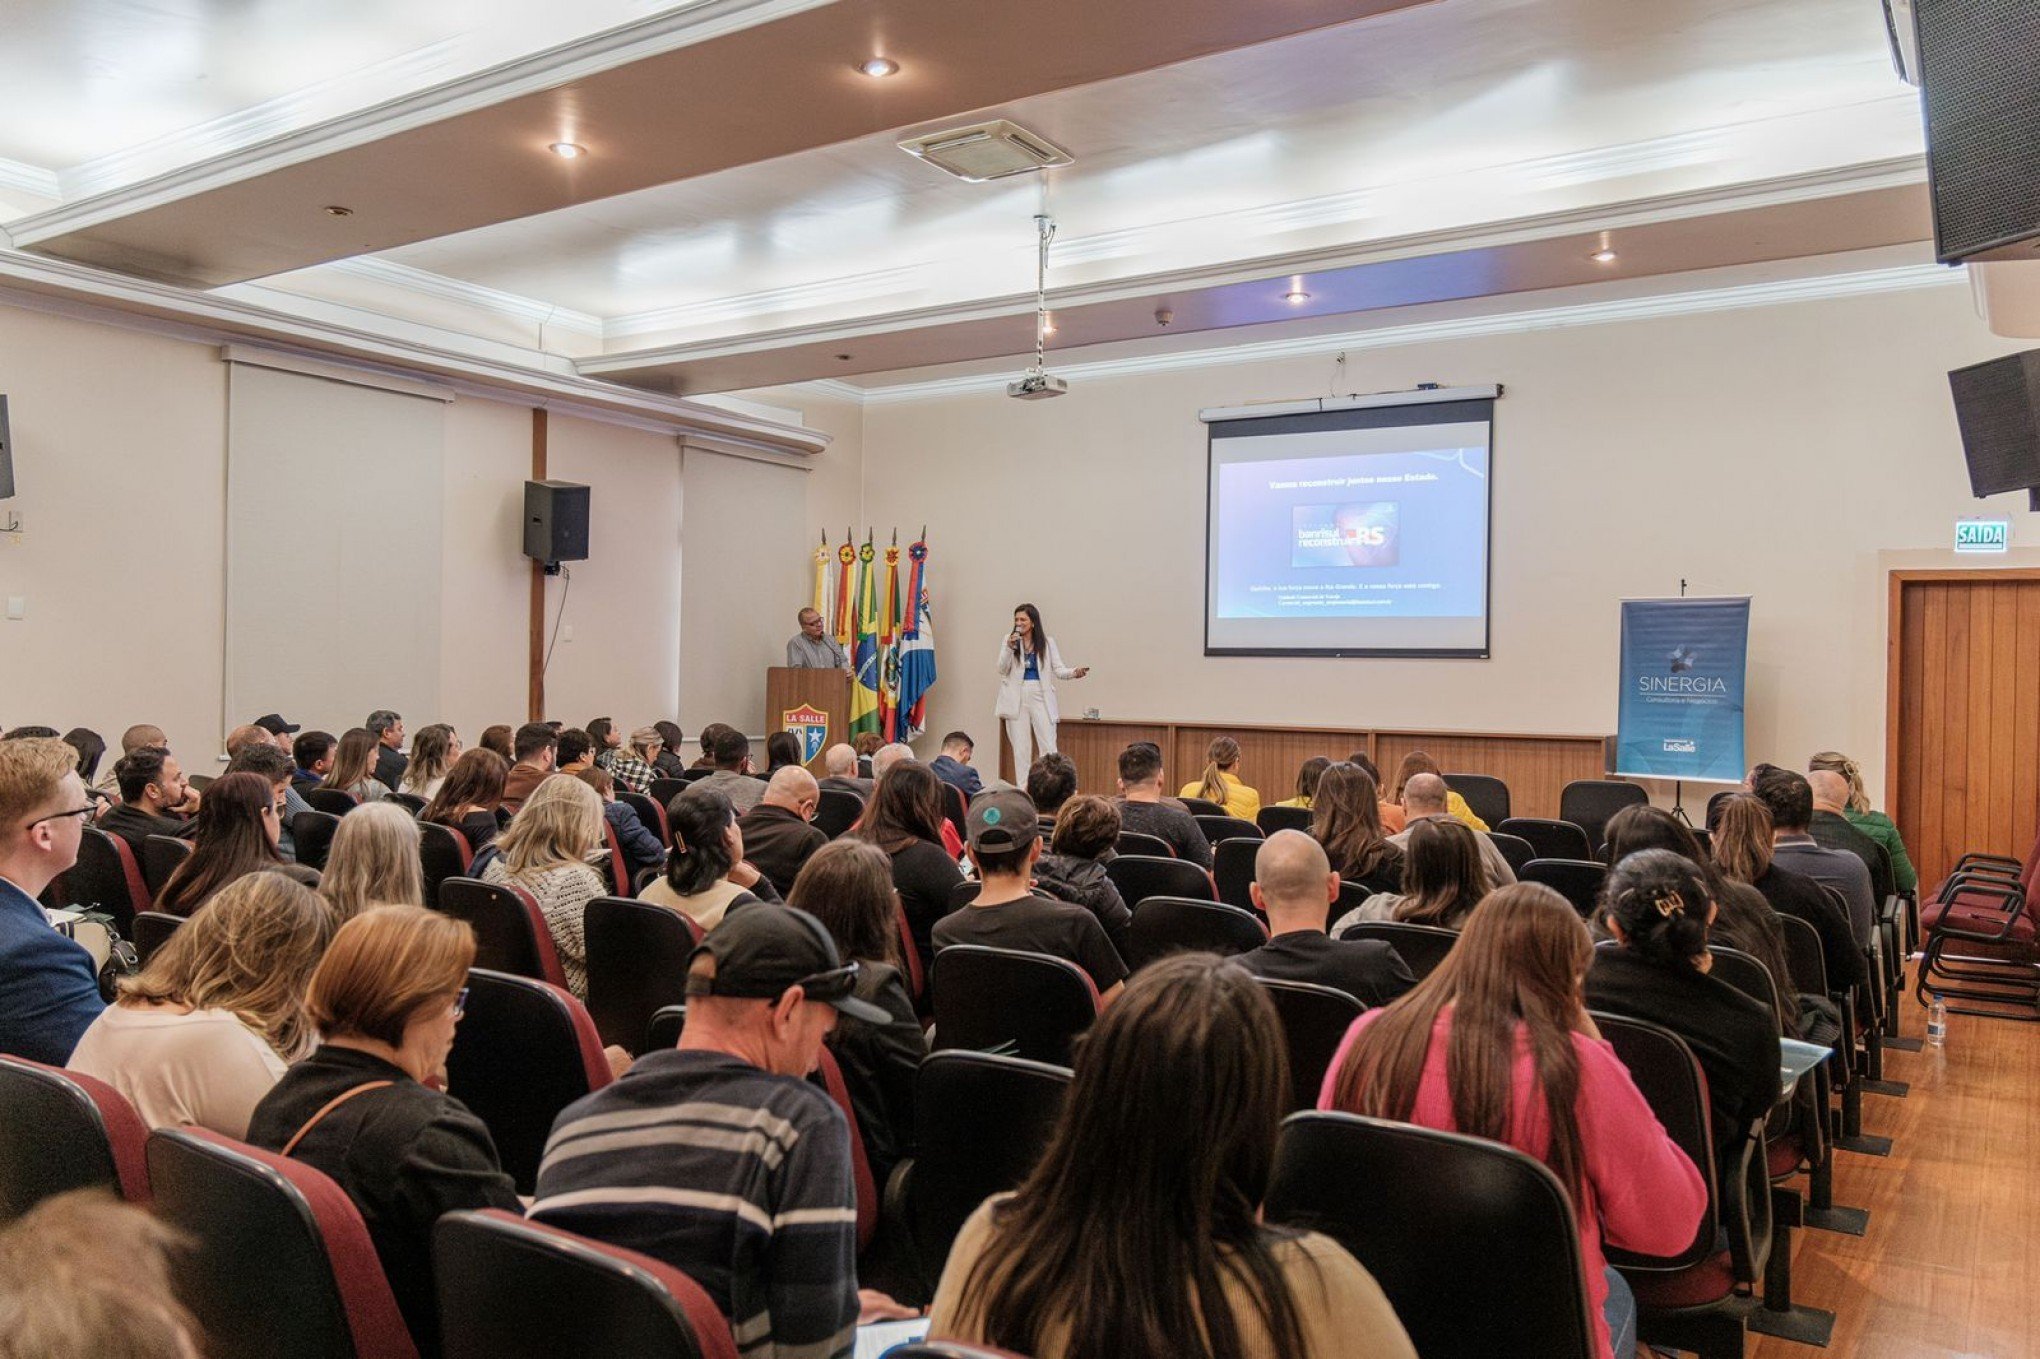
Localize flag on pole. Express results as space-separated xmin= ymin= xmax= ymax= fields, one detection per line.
xmin=849 ymin=534 xmax=882 ymax=740
xmin=897 ymin=535 xmax=937 ymax=742
xmin=879 ymin=536 xmax=904 ymax=739
xmin=832 ymin=532 xmax=856 ymax=645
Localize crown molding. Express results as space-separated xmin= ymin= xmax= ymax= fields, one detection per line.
xmin=325 ymin=257 xmax=606 ymax=338
xmin=603 ymin=262 xmax=928 ymax=342
xmin=0 ymin=158 xmax=62 ymax=202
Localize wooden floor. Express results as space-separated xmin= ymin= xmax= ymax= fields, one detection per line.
xmin=1753 ymin=975 xmax=2040 ymax=1359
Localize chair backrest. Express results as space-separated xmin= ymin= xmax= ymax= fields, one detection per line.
xmin=680 ymin=768 xmax=718 ymax=784
xmin=1335 ymin=920 xmax=1459 ymax=980
xmin=0 ymin=1057 xmax=151 ymax=1222
xmin=445 ymin=969 xmax=613 ymax=1194
xmin=439 ymin=877 xmax=569 ymax=988
xmin=132 ymin=910 xmax=186 ymax=964
xmin=1266 ymin=1111 xmax=1597 ymax=1359
xmin=417 ymin=821 xmax=473 ymax=910
xmin=1590 ymin=1012 xmax=1720 ymax=1273
xmin=584 ymin=897 xmax=703 ymax=1053
xmin=386 ymin=792 xmax=427 ymax=816
xmin=1104 ymin=853 xmax=1214 ymax=908
xmin=434 ymin=1209 xmax=737 ymax=1359
xmin=1520 ymin=858 xmax=1607 ymax=918
xmin=1256 ymin=804 xmax=1313 ymax=834
xmin=930 ymin=945 xmax=1099 ymax=1066
xmin=940 ymin=782 xmax=968 ymax=837
xmin=1707 ymin=945 xmax=1782 ymax=1016
xmin=1443 ymin=773 xmax=1512 ymax=828
xmin=1775 ymin=911 xmax=1829 ymax=997
xmin=292 ymin=810 xmax=344 ymax=872
xmin=304 ymin=787 xmax=360 ymax=816
xmin=648 ymin=777 xmax=690 ymax=811
xmin=1125 ymin=896 xmax=1267 ymax=969
xmin=599 ymin=818 xmax=631 ymax=896
xmin=147 ymin=1126 xmax=419 ymax=1359
xmin=1496 ymin=817 xmax=1594 ymax=862
xmin=617 ymin=791 xmax=670 ymax=847
xmin=904 ymin=1051 xmax=1072 ymax=1289
xmin=1113 ymin=829 xmax=1174 ymax=858
xmin=1558 ymin=779 xmax=1648 ymax=852
xmin=1487 ymin=831 xmax=1536 ymax=877
xmin=67 ymin=826 xmax=149 ymax=929
xmin=188 ymin=774 xmax=215 ymax=793
xmin=1212 ymin=837 xmax=1260 ymax=913
xmin=812 ymin=787 xmax=864 ymax=839
xmin=1178 ymin=795 xmax=1226 ymax=817
xmin=1256 ymin=979 xmax=1367 ymax=1114
xmin=896 ymin=898 xmax=926 ymax=1001
xmin=1194 ymin=815 xmax=1263 ymax=844
xmin=811 ymin=1047 xmax=879 ymax=1250
xmin=644 ymin=1004 xmax=687 ymax=1053
xmin=141 ymin=833 xmax=194 ymax=896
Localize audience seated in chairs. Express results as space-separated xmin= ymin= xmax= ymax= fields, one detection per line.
xmin=651 ymin=721 xmax=690 ymax=780
xmin=819 ymin=742 xmax=874 ymax=798
xmin=1806 ymin=768 xmax=1897 ymax=905
xmin=735 ymin=767 xmax=827 ymax=898
xmin=1113 ymin=742 xmax=1212 ymax=869
xmin=1388 ymin=750 xmax=1489 ymax=831
xmin=926 ymin=952 xmax=1415 ymax=1359
xmin=477 ymin=724 xmax=514 ymax=763
xmin=933 ymin=791 xmax=1127 ymax=1003
xmin=576 ymin=767 xmax=667 ymax=886
xmin=1311 ymin=763 xmax=1404 ymax=897
xmin=1809 ymin=751 xmax=1917 ymax=895
xmin=1274 ymin=755 xmax=1331 ymax=811
xmin=643 ymin=785 xmax=780 ymax=935
xmin=1236 ymin=831 xmax=1415 ymax=1008
xmin=1320 ymin=882 xmax=1705 ymax=1359
xmin=155 ymin=772 xmax=318 ymax=918
xmin=1337 ymin=817 xmax=1490 ymax=933
xmin=97 ymin=746 xmax=193 ymax=857
xmin=319 ymin=802 xmax=425 ymax=922
xmin=1754 ymin=769 xmax=1876 ymax=947
xmin=1583 ymin=850 xmax=1781 ymax=1164
xmin=500 ymin=722 xmax=558 ymax=815
xmin=1180 ymin=736 xmax=1262 ymax=822
xmin=851 ymin=762 xmax=965 ymax=965
xmin=0 ymin=737 xmax=106 ymax=1063
xmin=1025 ymin=752 xmax=1079 ymax=821
xmin=586 ymin=717 xmax=623 ymax=776
xmin=69 ymin=871 xmax=333 ymax=1137
xmin=787 ymin=838 xmax=928 ymax=1185
xmin=480 ymin=776 xmax=608 ymax=999
xmin=402 ymin=724 xmax=460 ymax=801
xmin=367 ymin=710 xmax=409 ymax=791
xmin=553 ymin=728 xmax=597 ymax=780
xmin=421 ymin=749 xmax=511 ymax=856
xmin=322 ymin=726 xmax=393 ymax=804
xmin=247 ymin=905 xmax=520 ymax=1358
xmin=225 ymin=739 xmax=312 ymax=863
xmin=291 ymin=730 xmax=337 ymax=796
xmin=931 ymin=731 xmax=985 ymax=800
xmin=1389 ymin=773 xmax=1517 ymax=888
xmin=1709 ymin=793 xmax=1868 ymax=995
xmin=695 ymin=727 xmax=767 ymax=815
xmin=1032 ymin=794 xmax=1133 ymax=960
xmin=532 ymin=906 xmax=914 ymax=1354
xmin=0 ymin=1189 xmax=204 ymax=1357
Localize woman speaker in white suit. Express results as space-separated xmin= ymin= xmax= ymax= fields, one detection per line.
xmin=995 ymin=603 xmax=1089 ymax=777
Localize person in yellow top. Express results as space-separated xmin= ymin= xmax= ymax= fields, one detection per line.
xmin=1179 ymin=736 xmax=1262 ymax=821
xmin=1273 ymin=756 xmax=1331 ymax=809
xmin=1390 ymin=750 xmax=1488 ymax=831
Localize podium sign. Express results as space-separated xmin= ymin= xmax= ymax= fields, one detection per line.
xmin=764 ymin=668 xmax=853 ymax=773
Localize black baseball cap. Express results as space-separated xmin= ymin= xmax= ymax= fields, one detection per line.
xmin=966 ymin=789 xmax=1039 ymax=852
xmin=685 ymin=904 xmax=890 ymax=1023
xmin=253 ymin=714 xmax=300 ymax=736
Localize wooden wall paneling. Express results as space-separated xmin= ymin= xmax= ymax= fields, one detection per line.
xmin=2016 ymin=586 xmax=2040 ymax=865
xmin=1171 ymin=724 xmax=1366 ymax=806
xmin=1374 ymin=732 xmax=1607 ymax=821
xmin=1914 ymin=582 xmax=1946 ymax=883
xmin=1035 ymin=720 xmax=1171 ymax=795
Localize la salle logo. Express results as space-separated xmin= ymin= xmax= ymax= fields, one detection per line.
xmin=782 ymin=704 xmax=830 ymax=763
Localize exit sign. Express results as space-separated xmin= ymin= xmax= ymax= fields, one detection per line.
xmin=1955 ymin=519 xmax=2010 ymax=553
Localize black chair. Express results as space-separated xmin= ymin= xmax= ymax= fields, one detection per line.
xmin=141 ymin=833 xmax=193 ymax=897
xmin=1212 ymin=837 xmax=1260 ymax=913
xmin=645 ymin=1004 xmax=687 ymax=1053
xmin=386 ymin=792 xmax=427 ymax=816
xmin=898 ymin=1051 xmax=1071 ymax=1291
xmin=1521 ymin=859 xmax=1608 ymax=918
xmin=434 ymin=1210 xmax=738 ymax=1359
xmin=1104 ymin=854 xmax=1214 ymax=909
xmin=132 ymin=911 xmax=185 ymax=965
xmin=1497 ymin=817 xmax=1594 ymax=862
xmin=584 ymin=897 xmax=702 ymax=1053
xmin=1337 ymin=921 xmax=1458 ymax=980
xmin=62 ymin=826 xmax=148 ymax=931
xmin=291 ymin=810 xmax=343 ymax=872
xmin=812 ymin=787 xmax=864 ymax=839
xmin=1489 ymin=831 xmax=1536 ymax=877
xmin=439 ymin=877 xmax=571 ymax=988
xmin=887 ymin=1348 xmax=1033 ymax=1359
xmin=1257 ymin=979 xmax=1366 ymax=1114
xmin=446 ymin=969 xmax=612 ymax=1194
xmin=418 ymin=821 xmax=473 ymax=910
xmin=1179 ymin=796 xmax=1226 ymax=818
xmin=940 ymin=782 xmax=968 ymax=836
xmin=0 ymin=1057 xmax=151 ymax=1224
xmin=648 ymin=777 xmax=690 ymax=811
xmin=302 ymin=787 xmax=359 ymax=816
xmin=1443 ymin=773 xmax=1512 ymax=829
xmin=1256 ymin=805 xmax=1312 ymax=834
xmin=1332 ymin=879 xmax=1373 ymax=929
xmin=1267 ymin=1111 xmax=1597 ymax=1359
xmin=616 ymin=791 xmax=669 ymax=847
xmin=1125 ymin=897 xmax=1267 ymax=969
xmin=1194 ymin=815 xmax=1262 ymax=844
xmin=1114 ymin=830 xmax=1174 ymax=858
xmin=187 ymin=773 xmax=214 ymax=793
xmin=1559 ymin=779 xmax=1648 ymax=852
xmin=930 ymin=945 xmax=1098 ymax=1065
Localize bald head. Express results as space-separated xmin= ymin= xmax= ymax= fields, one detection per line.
xmin=763 ymin=766 xmax=820 ymax=818
xmin=120 ymin=724 xmax=166 ymax=755
xmin=822 ymin=743 xmax=857 ymax=777
xmin=1401 ymin=772 xmax=1449 ymax=815
xmin=1250 ymin=830 xmax=1339 ymax=930
xmin=225 ymin=724 xmax=270 ymax=759
xmin=1806 ymin=769 xmax=1850 ymax=815
xmin=872 ymin=743 xmax=914 ymax=779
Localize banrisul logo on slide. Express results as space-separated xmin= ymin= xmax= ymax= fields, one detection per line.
xmin=1290 ymin=501 xmax=1400 ymax=568
xmin=1638 ymin=644 xmax=1727 ymax=696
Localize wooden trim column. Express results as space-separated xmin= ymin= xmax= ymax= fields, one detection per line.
xmin=528 ymin=408 xmax=548 ymax=721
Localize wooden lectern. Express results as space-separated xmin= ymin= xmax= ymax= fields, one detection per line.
xmin=764 ymin=667 xmax=854 ymax=772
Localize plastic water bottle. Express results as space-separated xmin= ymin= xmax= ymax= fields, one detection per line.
xmin=1927 ymin=997 xmax=1948 ymax=1049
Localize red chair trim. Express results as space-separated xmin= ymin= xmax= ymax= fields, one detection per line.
xmin=21 ymin=1060 xmax=152 ymax=1205
xmin=105 ymin=832 xmax=153 ymax=913
xmin=510 ymin=885 xmax=572 ymax=990
xmin=813 ymin=1048 xmax=878 ymax=1250
xmin=602 ymin=820 xmax=630 ymax=896
xmin=895 ymin=900 xmax=925 ymax=1000
xmin=534 ymin=979 xmax=615 ymax=1091
xmin=1624 ymin=1250 xmax=1737 ymax=1309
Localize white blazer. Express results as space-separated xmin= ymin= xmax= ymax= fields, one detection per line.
xmin=995 ymin=636 xmax=1077 ymax=723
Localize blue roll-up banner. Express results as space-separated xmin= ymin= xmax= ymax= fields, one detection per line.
xmin=1615 ymin=597 xmax=1750 ymax=783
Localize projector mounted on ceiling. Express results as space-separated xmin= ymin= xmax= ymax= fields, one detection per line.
xmin=898 ymin=120 xmax=1074 ymax=182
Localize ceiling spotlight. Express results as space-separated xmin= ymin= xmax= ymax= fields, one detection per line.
xmin=549 ymin=142 xmax=587 ymax=159
xmin=1589 ymin=247 xmax=1619 ymax=264
xmin=857 ymin=57 xmax=899 ymax=78
xmin=1285 ymin=289 xmax=1311 ymax=305
xmin=322 ymin=205 xmax=353 ymax=217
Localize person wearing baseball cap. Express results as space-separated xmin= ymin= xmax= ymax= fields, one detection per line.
xmin=532 ymin=903 xmax=915 ymax=1352
xmin=253 ymin=714 xmax=300 ymax=752
xmin=931 ymin=789 xmax=1128 ymax=1003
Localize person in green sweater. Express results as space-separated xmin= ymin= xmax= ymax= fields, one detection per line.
xmin=1809 ymin=751 xmax=1917 ymax=894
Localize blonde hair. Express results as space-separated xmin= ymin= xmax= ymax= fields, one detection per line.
xmin=120 ymin=871 xmax=335 ymax=1059
xmin=495 ymin=774 xmax=602 ymax=878
xmin=0 ymin=737 xmax=77 ymax=830
xmin=401 ymin=724 xmax=457 ymax=794
xmin=318 ymin=803 xmax=424 ymax=921
xmin=1195 ymin=736 xmax=1241 ymax=805
xmin=1807 ymin=751 xmax=1870 ymax=814
xmin=307 ymin=905 xmax=474 ymax=1048
xmin=0 ymin=1190 xmax=199 ymax=1359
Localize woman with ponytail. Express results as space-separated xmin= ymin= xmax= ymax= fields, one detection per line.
xmin=1808 ymin=751 xmax=1916 ymax=894
xmin=1180 ymin=735 xmax=1260 ymax=820
xmin=1321 ymin=883 xmax=1703 ymax=1359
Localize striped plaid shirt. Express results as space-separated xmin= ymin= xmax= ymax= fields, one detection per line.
xmin=531 ymin=1049 xmax=858 ymax=1359
xmin=604 ymin=751 xmax=656 ymax=795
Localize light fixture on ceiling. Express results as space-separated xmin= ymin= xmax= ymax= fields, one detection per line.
xmin=1589 ymin=232 xmax=1617 ymax=264
xmin=549 ymin=141 xmax=587 ymax=159
xmin=1285 ymin=289 xmax=1311 ymax=305
xmin=857 ymin=57 xmax=899 ymax=78
xmin=322 ymin=205 xmax=353 ymax=217
xmin=1042 ymin=314 xmax=1057 ymax=335
xmin=1009 ymin=213 xmax=1067 ymax=400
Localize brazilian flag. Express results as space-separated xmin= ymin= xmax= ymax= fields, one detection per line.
xmin=848 ymin=536 xmax=882 ymax=740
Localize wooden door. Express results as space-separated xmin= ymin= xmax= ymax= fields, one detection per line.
xmin=1888 ymin=570 xmax=2040 ymax=887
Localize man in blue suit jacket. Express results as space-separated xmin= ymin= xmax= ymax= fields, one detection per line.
xmin=929 ymin=731 xmax=984 ymax=799
xmin=0 ymin=737 xmax=105 ymax=1064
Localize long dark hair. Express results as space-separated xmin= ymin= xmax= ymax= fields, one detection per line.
xmin=1601 ymin=848 xmax=1711 ymax=968
xmin=788 ymin=839 xmax=899 ymax=969
xmin=853 ymin=762 xmax=946 ymax=855
xmin=62 ymin=728 xmax=107 ymax=782
xmin=1327 ymin=883 xmax=1593 ymax=1203
xmin=664 ymin=786 xmax=738 ymax=896
xmin=421 ymin=748 xmax=508 ymax=825
xmin=1291 ymin=756 xmax=1330 ymax=804
xmin=1395 ymin=817 xmax=1489 ymax=927
xmin=155 ymin=772 xmax=287 ymax=917
xmin=1310 ymin=762 xmax=1398 ymax=879
xmin=765 ymin=731 xmax=801 ymax=772
xmin=950 ymin=955 xmax=1311 ymax=1359
xmin=1010 ymin=602 xmax=1046 ymax=659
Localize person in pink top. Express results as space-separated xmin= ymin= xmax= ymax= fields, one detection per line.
xmin=1318 ymin=882 xmax=1706 ymax=1359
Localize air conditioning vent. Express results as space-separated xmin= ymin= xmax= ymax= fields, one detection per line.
xmin=898 ymin=120 xmax=1073 ymax=182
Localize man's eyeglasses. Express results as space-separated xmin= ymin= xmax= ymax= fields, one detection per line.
xmin=26 ymin=805 xmax=94 ymax=830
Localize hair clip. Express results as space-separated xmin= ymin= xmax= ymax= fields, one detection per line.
xmin=1653 ymin=891 xmax=1684 ymax=919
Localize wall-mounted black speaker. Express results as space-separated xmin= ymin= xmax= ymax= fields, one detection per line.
xmin=1948 ymin=349 xmax=2040 ymax=497
xmin=523 ymin=479 xmax=589 ymax=564
xmin=1914 ymin=0 xmax=2040 ymax=262
xmin=0 ymin=396 xmax=14 ymax=501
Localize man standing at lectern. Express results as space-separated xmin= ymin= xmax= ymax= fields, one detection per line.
xmin=786 ymin=608 xmax=852 ymax=675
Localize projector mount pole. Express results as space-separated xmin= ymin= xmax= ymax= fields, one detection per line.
xmin=1030 ymin=212 xmax=1055 ymax=379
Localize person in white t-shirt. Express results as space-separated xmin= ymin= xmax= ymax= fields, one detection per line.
xmin=68 ymin=871 xmax=335 ymax=1137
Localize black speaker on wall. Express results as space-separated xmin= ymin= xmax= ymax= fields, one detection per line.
xmin=0 ymin=396 xmax=15 ymax=501
xmin=523 ymin=479 xmax=589 ymax=566
xmin=1948 ymin=349 xmax=2040 ymax=498
xmin=1913 ymin=0 xmax=2040 ymax=262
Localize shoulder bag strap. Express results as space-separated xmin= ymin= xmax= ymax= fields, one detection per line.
xmin=280 ymin=1080 xmax=394 ymax=1158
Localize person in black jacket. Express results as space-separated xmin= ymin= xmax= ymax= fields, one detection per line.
xmin=1709 ymin=793 xmax=1869 ymax=993
xmin=787 ymin=838 xmax=927 ymax=1184
xmin=736 ymin=767 xmax=829 ymax=898
xmin=1236 ymin=830 xmax=1415 ymax=1008
xmin=1032 ymin=794 xmax=1133 ymax=962
xmin=246 ymin=906 xmax=520 ymax=1358
xmin=849 ymin=761 xmax=964 ymax=967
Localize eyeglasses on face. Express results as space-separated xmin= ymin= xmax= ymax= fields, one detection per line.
xmin=26 ymin=804 xmax=94 ymax=830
